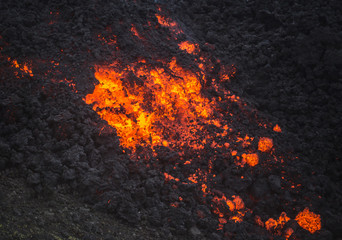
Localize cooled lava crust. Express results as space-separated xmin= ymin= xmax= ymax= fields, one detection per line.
xmin=0 ymin=0 xmax=341 ymax=239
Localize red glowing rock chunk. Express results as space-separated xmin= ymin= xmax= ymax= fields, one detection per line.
xmin=178 ymin=41 xmax=198 ymax=55
xmin=258 ymin=137 xmax=273 ymax=152
xmin=295 ymin=208 xmax=321 ymax=234
xmin=265 ymin=218 xmax=278 ymax=231
xmin=241 ymin=153 xmax=259 ymax=167
xmin=265 ymin=212 xmax=290 ymax=232
xmin=232 ymin=195 xmax=245 ymax=210
xmin=273 ymin=124 xmax=282 ymax=132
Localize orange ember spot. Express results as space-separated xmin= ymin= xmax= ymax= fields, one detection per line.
xmin=8 ymin=58 xmax=33 ymax=77
xmin=229 ymin=212 xmax=244 ymax=223
xmin=178 ymin=41 xmax=198 ymax=55
xmin=241 ymin=153 xmax=259 ymax=167
xmin=219 ymin=217 xmax=227 ymax=224
xmin=273 ymin=124 xmax=282 ymax=132
xmin=131 ymin=25 xmax=143 ymax=39
xmin=237 ymin=134 xmax=253 ymax=148
xmin=265 ymin=212 xmax=290 ymax=232
xmin=295 ymin=208 xmax=321 ymax=234
xmin=232 ymin=195 xmax=245 ymax=210
xmin=258 ymin=137 xmax=273 ymax=152
xmin=98 ymin=34 xmax=117 ymax=45
xmin=212 ymin=194 xmax=245 ymax=214
xmin=284 ymin=228 xmax=294 ymax=240
xmin=265 ymin=218 xmax=277 ymax=231
xmin=201 ymin=183 xmax=207 ymax=193
xmin=51 ymin=78 xmax=77 ymax=92
xmin=155 ymin=14 xmax=183 ymax=35
xmin=164 ymin=173 xmax=180 ymax=182
xmin=188 ymin=174 xmax=198 ymax=184
xmin=170 ymin=202 xmax=179 ymax=208
xmin=219 ymin=65 xmax=236 ymax=82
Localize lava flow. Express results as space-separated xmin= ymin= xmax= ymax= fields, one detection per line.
xmin=83 ymin=8 xmax=321 ymax=237
xmin=84 ymin=57 xmax=214 ymax=151
xmin=2 ymin=5 xmax=322 ymax=239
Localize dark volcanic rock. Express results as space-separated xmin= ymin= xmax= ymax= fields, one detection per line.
xmin=0 ymin=0 xmax=341 ymax=239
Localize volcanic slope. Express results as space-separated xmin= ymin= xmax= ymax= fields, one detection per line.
xmin=0 ymin=0 xmax=341 ymax=239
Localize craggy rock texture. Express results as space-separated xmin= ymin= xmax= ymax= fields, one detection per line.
xmin=0 ymin=171 xmax=175 ymax=240
xmin=0 ymin=0 xmax=341 ymax=239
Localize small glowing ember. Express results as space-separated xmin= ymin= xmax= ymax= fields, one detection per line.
xmin=295 ymin=208 xmax=321 ymax=233
xmin=273 ymin=124 xmax=282 ymax=132
xmin=155 ymin=13 xmax=183 ymax=36
xmin=131 ymin=24 xmax=143 ymax=40
xmin=164 ymin=172 xmax=180 ymax=182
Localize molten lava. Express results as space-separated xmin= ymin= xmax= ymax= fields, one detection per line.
xmin=258 ymin=137 xmax=274 ymax=152
xmin=8 ymin=58 xmax=33 ymax=77
xmin=265 ymin=212 xmax=290 ymax=232
xmin=178 ymin=41 xmax=198 ymax=55
xmin=273 ymin=124 xmax=282 ymax=132
xmin=295 ymin=208 xmax=321 ymax=233
xmin=1 ymin=5 xmax=324 ymax=239
xmin=85 ymin=57 xmax=213 ymax=151
xmin=241 ymin=153 xmax=259 ymax=167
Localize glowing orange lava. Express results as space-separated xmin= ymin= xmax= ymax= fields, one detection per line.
xmin=265 ymin=212 xmax=290 ymax=231
xmin=241 ymin=153 xmax=259 ymax=167
xmin=164 ymin=172 xmax=180 ymax=182
xmin=1 ymin=7 xmax=323 ymax=238
xmin=178 ymin=41 xmax=198 ymax=55
xmin=131 ymin=24 xmax=143 ymax=40
xmin=284 ymin=228 xmax=294 ymax=240
xmin=155 ymin=13 xmax=183 ymax=36
xmin=85 ymin=57 xmax=215 ymax=151
xmin=273 ymin=124 xmax=282 ymax=132
xmin=82 ymin=8 xmax=320 ymax=237
xmin=258 ymin=137 xmax=273 ymax=152
xmin=8 ymin=58 xmax=33 ymax=77
xmin=295 ymin=208 xmax=321 ymax=233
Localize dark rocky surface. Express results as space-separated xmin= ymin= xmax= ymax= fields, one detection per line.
xmin=0 ymin=170 xmax=175 ymax=240
xmin=0 ymin=0 xmax=341 ymax=239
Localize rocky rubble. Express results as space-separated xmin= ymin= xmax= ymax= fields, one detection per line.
xmin=0 ymin=0 xmax=341 ymax=239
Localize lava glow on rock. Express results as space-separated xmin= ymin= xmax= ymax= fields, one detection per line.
xmin=295 ymin=208 xmax=322 ymax=234
xmin=3 ymin=6 xmax=322 ymax=238
xmin=85 ymin=57 xmax=213 ymax=151
xmin=82 ymin=8 xmax=322 ymax=235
